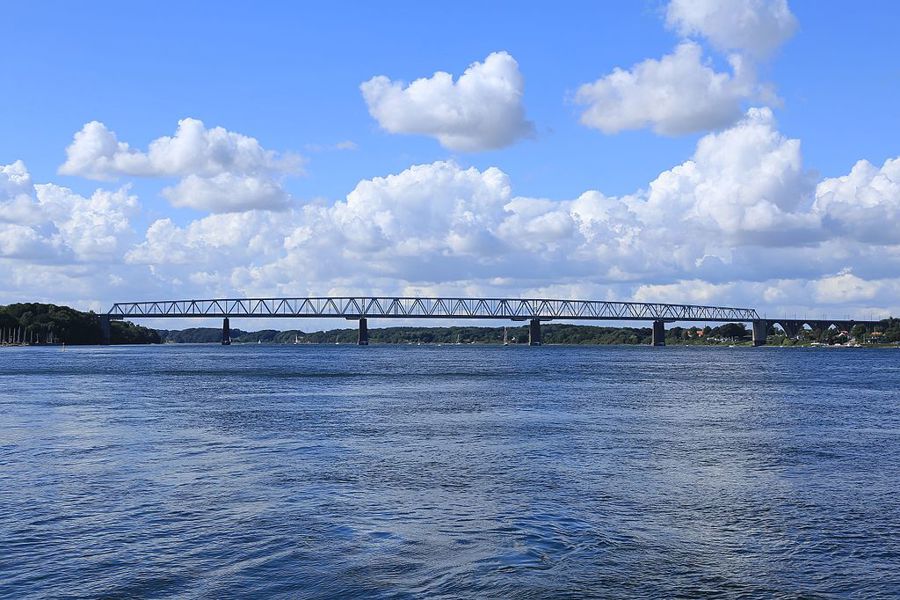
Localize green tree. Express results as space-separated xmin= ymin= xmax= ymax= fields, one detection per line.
xmin=716 ymin=323 xmax=748 ymax=339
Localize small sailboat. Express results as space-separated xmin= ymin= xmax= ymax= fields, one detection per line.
xmin=503 ymin=327 xmax=509 ymax=346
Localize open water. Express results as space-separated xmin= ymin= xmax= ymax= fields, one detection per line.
xmin=1 ymin=344 xmax=899 ymax=598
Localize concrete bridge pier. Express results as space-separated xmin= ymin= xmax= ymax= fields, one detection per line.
xmin=222 ymin=317 xmax=231 ymax=345
xmin=99 ymin=315 xmax=111 ymax=345
xmin=529 ymin=319 xmax=542 ymax=346
xmin=358 ymin=317 xmax=369 ymax=346
xmin=752 ymin=320 xmax=767 ymax=347
xmin=652 ymin=320 xmax=666 ymax=346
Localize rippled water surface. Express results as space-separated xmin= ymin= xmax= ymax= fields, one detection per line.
xmin=1 ymin=344 xmax=899 ymax=598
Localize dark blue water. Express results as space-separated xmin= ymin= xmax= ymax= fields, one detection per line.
xmin=1 ymin=344 xmax=898 ymax=598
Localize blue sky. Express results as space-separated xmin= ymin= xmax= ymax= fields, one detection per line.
xmin=2 ymin=0 xmax=900 ymax=322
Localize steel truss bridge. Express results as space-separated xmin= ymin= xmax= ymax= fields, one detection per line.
xmin=103 ymin=296 xmax=880 ymax=347
xmin=108 ymin=297 xmax=760 ymax=322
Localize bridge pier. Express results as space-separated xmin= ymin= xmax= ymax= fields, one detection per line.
xmin=652 ymin=320 xmax=665 ymax=346
xmin=222 ymin=317 xmax=231 ymax=345
xmin=529 ymin=319 xmax=542 ymax=346
xmin=99 ymin=315 xmax=111 ymax=345
xmin=752 ymin=320 xmax=767 ymax=347
xmin=358 ymin=317 xmax=369 ymax=345
xmin=780 ymin=322 xmax=802 ymax=338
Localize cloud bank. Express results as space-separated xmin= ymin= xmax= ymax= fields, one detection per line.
xmin=6 ymin=107 xmax=899 ymax=319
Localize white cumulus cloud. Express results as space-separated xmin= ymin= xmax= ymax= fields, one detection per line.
xmin=59 ymin=118 xmax=302 ymax=179
xmin=162 ymin=173 xmax=290 ymax=213
xmin=35 ymin=184 xmax=139 ymax=261
xmin=666 ymin=0 xmax=798 ymax=58
xmin=0 ymin=160 xmax=43 ymax=225
xmin=812 ymin=270 xmax=882 ymax=304
xmin=576 ymin=1 xmax=794 ymax=137
xmin=813 ymin=157 xmax=900 ymax=244
xmin=633 ymin=280 xmax=736 ymax=305
xmin=58 ymin=118 xmax=303 ymax=213
xmin=332 ymin=160 xmax=511 ymax=256
xmin=361 ymin=51 xmax=534 ymax=151
xmin=575 ymin=42 xmax=770 ymax=135
xmin=0 ymin=161 xmax=138 ymax=263
xmin=638 ymin=107 xmax=819 ymax=242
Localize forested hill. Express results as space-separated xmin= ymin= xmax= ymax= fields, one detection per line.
xmin=0 ymin=303 xmax=160 ymax=345
xmin=157 ymin=327 xmax=251 ymax=344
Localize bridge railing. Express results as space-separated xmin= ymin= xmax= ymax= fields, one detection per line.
xmin=108 ymin=297 xmax=761 ymax=322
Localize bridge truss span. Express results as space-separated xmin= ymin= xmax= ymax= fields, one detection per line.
xmin=107 ymin=297 xmax=760 ymax=323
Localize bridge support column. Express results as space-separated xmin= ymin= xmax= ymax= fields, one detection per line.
xmin=358 ymin=318 xmax=369 ymax=346
xmin=222 ymin=317 xmax=231 ymax=345
xmin=652 ymin=320 xmax=666 ymax=346
xmin=99 ymin=315 xmax=111 ymax=345
xmin=752 ymin=320 xmax=768 ymax=347
xmin=529 ymin=319 xmax=542 ymax=346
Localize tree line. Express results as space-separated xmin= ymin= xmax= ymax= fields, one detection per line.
xmin=0 ymin=303 xmax=160 ymax=345
xmin=158 ymin=323 xmax=774 ymax=345
xmin=163 ymin=321 xmax=900 ymax=345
